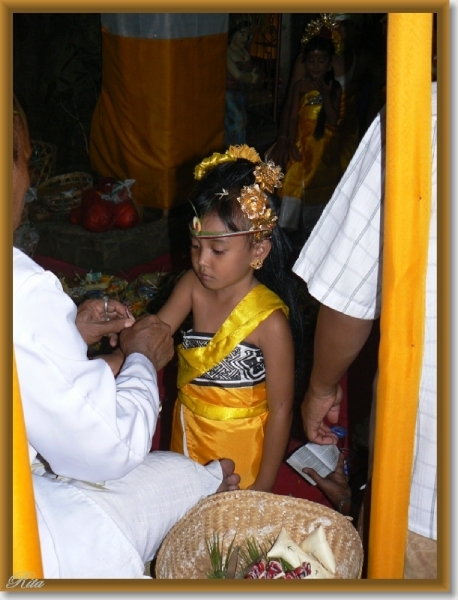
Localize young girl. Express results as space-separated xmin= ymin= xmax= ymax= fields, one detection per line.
xmin=279 ymin=15 xmax=343 ymax=245
xmin=157 ymin=145 xmax=305 ymax=491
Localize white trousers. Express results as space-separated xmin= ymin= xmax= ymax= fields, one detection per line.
xmin=33 ymin=451 xmax=223 ymax=578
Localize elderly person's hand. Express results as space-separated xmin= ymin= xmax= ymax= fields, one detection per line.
xmin=302 ymin=452 xmax=352 ymax=516
xmin=76 ymin=298 xmax=135 ymax=347
xmin=120 ymin=314 xmax=174 ymax=372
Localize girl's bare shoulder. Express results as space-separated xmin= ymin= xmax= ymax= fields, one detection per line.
xmin=246 ymin=307 xmax=292 ymax=349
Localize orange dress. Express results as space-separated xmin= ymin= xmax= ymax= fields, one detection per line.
xmin=170 ymin=284 xmax=288 ymax=489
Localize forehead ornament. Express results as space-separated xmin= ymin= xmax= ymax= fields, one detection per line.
xmin=191 ymin=145 xmax=283 ymax=242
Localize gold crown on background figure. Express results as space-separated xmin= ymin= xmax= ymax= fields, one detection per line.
xmin=191 ymin=145 xmax=282 ymax=241
xmin=301 ymin=13 xmax=343 ymax=56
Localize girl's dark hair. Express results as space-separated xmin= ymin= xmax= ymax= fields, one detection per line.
xmin=188 ymin=159 xmax=307 ymax=409
xmin=228 ymin=20 xmax=252 ymax=45
xmin=302 ymin=36 xmax=339 ymax=141
xmin=228 ymin=15 xmax=252 ymax=45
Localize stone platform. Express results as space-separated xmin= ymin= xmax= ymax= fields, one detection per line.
xmin=33 ymin=206 xmax=191 ymax=274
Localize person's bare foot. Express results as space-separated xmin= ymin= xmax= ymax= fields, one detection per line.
xmin=216 ymin=458 xmax=240 ymax=492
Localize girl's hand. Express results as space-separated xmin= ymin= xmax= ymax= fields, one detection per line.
xmin=119 ymin=314 xmax=174 ymax=371
xmin=289 ymin=139 xmax=302 ymax=162
xmin=320 ymin=77 xmax=333 ymax=96
xmin=269 ymin=137 xmax=290 ymax=171
xmin=93 ymin=347 xmax=126 ymax=377
xmin=311 ymin=76 xmax=328 ymax=93
xmin=250 ymin=69 xmax=259 ymax=84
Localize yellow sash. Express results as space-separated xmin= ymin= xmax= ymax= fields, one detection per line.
xmin=177 ymin=284 xmax=288 ymax=390
xmin=179 ymin=383 xmax=268 ymax=421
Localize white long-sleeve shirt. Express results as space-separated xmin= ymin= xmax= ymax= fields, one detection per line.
xmin=13 ymin=247 xmax=160 ymax=482
xmin=13 ymin=247 xmax=224 ymax=578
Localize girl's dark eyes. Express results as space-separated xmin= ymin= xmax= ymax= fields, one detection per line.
xmin=190 ymin=244 xmax=225 ymax=255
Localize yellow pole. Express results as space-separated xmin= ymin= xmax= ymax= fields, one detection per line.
xmin=367 ymin=13 xmax=432 ymax=578
xmin=13 ymin=352 xmax=43 ymax=577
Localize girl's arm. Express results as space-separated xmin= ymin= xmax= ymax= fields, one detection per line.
xmin=227 ymin=54 xmax=258 ymax=84
xmin=321 ymin=80 xmax=342 ymax=126
xmin=249 ymin=310 xmax=294 ymax=492
xmin=269 ymin=54 xmax=305 ymax=168
xmin=287 ymin=81 xmax=304 ymax=162
xmin=94 ymin=347 xmax=125 ymax=377
xmin=155 ymin=269 xmax=195 ymax=334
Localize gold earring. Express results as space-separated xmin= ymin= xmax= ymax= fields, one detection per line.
xmin=250 ymin=258 xmax=264 ymax=270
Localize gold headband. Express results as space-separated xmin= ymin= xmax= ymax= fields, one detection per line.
xmin=301 ymin=13 xmax=343 ymax=56
xmin=191 ymin=144 xmax=283 ymax=242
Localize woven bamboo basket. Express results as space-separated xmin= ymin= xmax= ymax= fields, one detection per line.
xmin=37 ymin=172 xmax=93 ymax=215
xmin=155 ymin=490 xmax=363 ymax=579
xmin=28 ymin=139 xmax=57 ymax=187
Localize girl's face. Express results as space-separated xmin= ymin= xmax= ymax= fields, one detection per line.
xmin=190 ymin=213 xmax=267 ymax=293
xmin=305 ymin=50 xmax=332 ymax=79
xmin=231 ymin=28 xmax=250 ymax=49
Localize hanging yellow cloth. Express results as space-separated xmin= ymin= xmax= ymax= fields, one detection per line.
xmin=367 ymin=14 xmax=432 ymax=578
xmin=90 ymin=15 xmax=228 ymax=210
xmin=13 ymin=351 xmax=43 ymax=577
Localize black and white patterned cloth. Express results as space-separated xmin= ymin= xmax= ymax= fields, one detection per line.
xmin=182 ymin=331 xmax=265 ymax=388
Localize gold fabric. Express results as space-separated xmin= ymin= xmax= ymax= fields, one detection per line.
xmin=90 ymin=28 xmax=227 ymax=209
xmin=171 ymin=284 xmax=288 ymax=489
xmin=13 ymin=351 xmax=43 ymax=576
xmin=280 ymin=90 xmax=343 ymax=206
xmin=367 ymin=13 xmax=433 ymax=579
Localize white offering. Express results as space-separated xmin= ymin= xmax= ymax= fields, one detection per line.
xmin=301 ymin=552 xmax=335 ymax=579
xmin=300 ymin=524 xmax=336 ymax=574
xmin=267 ymin=527 xmax=311 ymax=569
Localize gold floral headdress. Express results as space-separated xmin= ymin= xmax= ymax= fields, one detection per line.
xmin=301 ymin=13 xmax=343 ymax=56
xmin=191 ymin=144 xmax=283 ymax=242
xmin=193 ymin=144 xmax=261 ymax=180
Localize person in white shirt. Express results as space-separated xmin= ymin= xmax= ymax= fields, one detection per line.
xmin=293 ymin=82 xmax=437 ymax=578
xmin=12 ymin=95 xmax=240 ymax=579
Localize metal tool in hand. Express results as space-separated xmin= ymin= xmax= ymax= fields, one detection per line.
xmin=102 ymin=295 xmax=110 ymax=321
